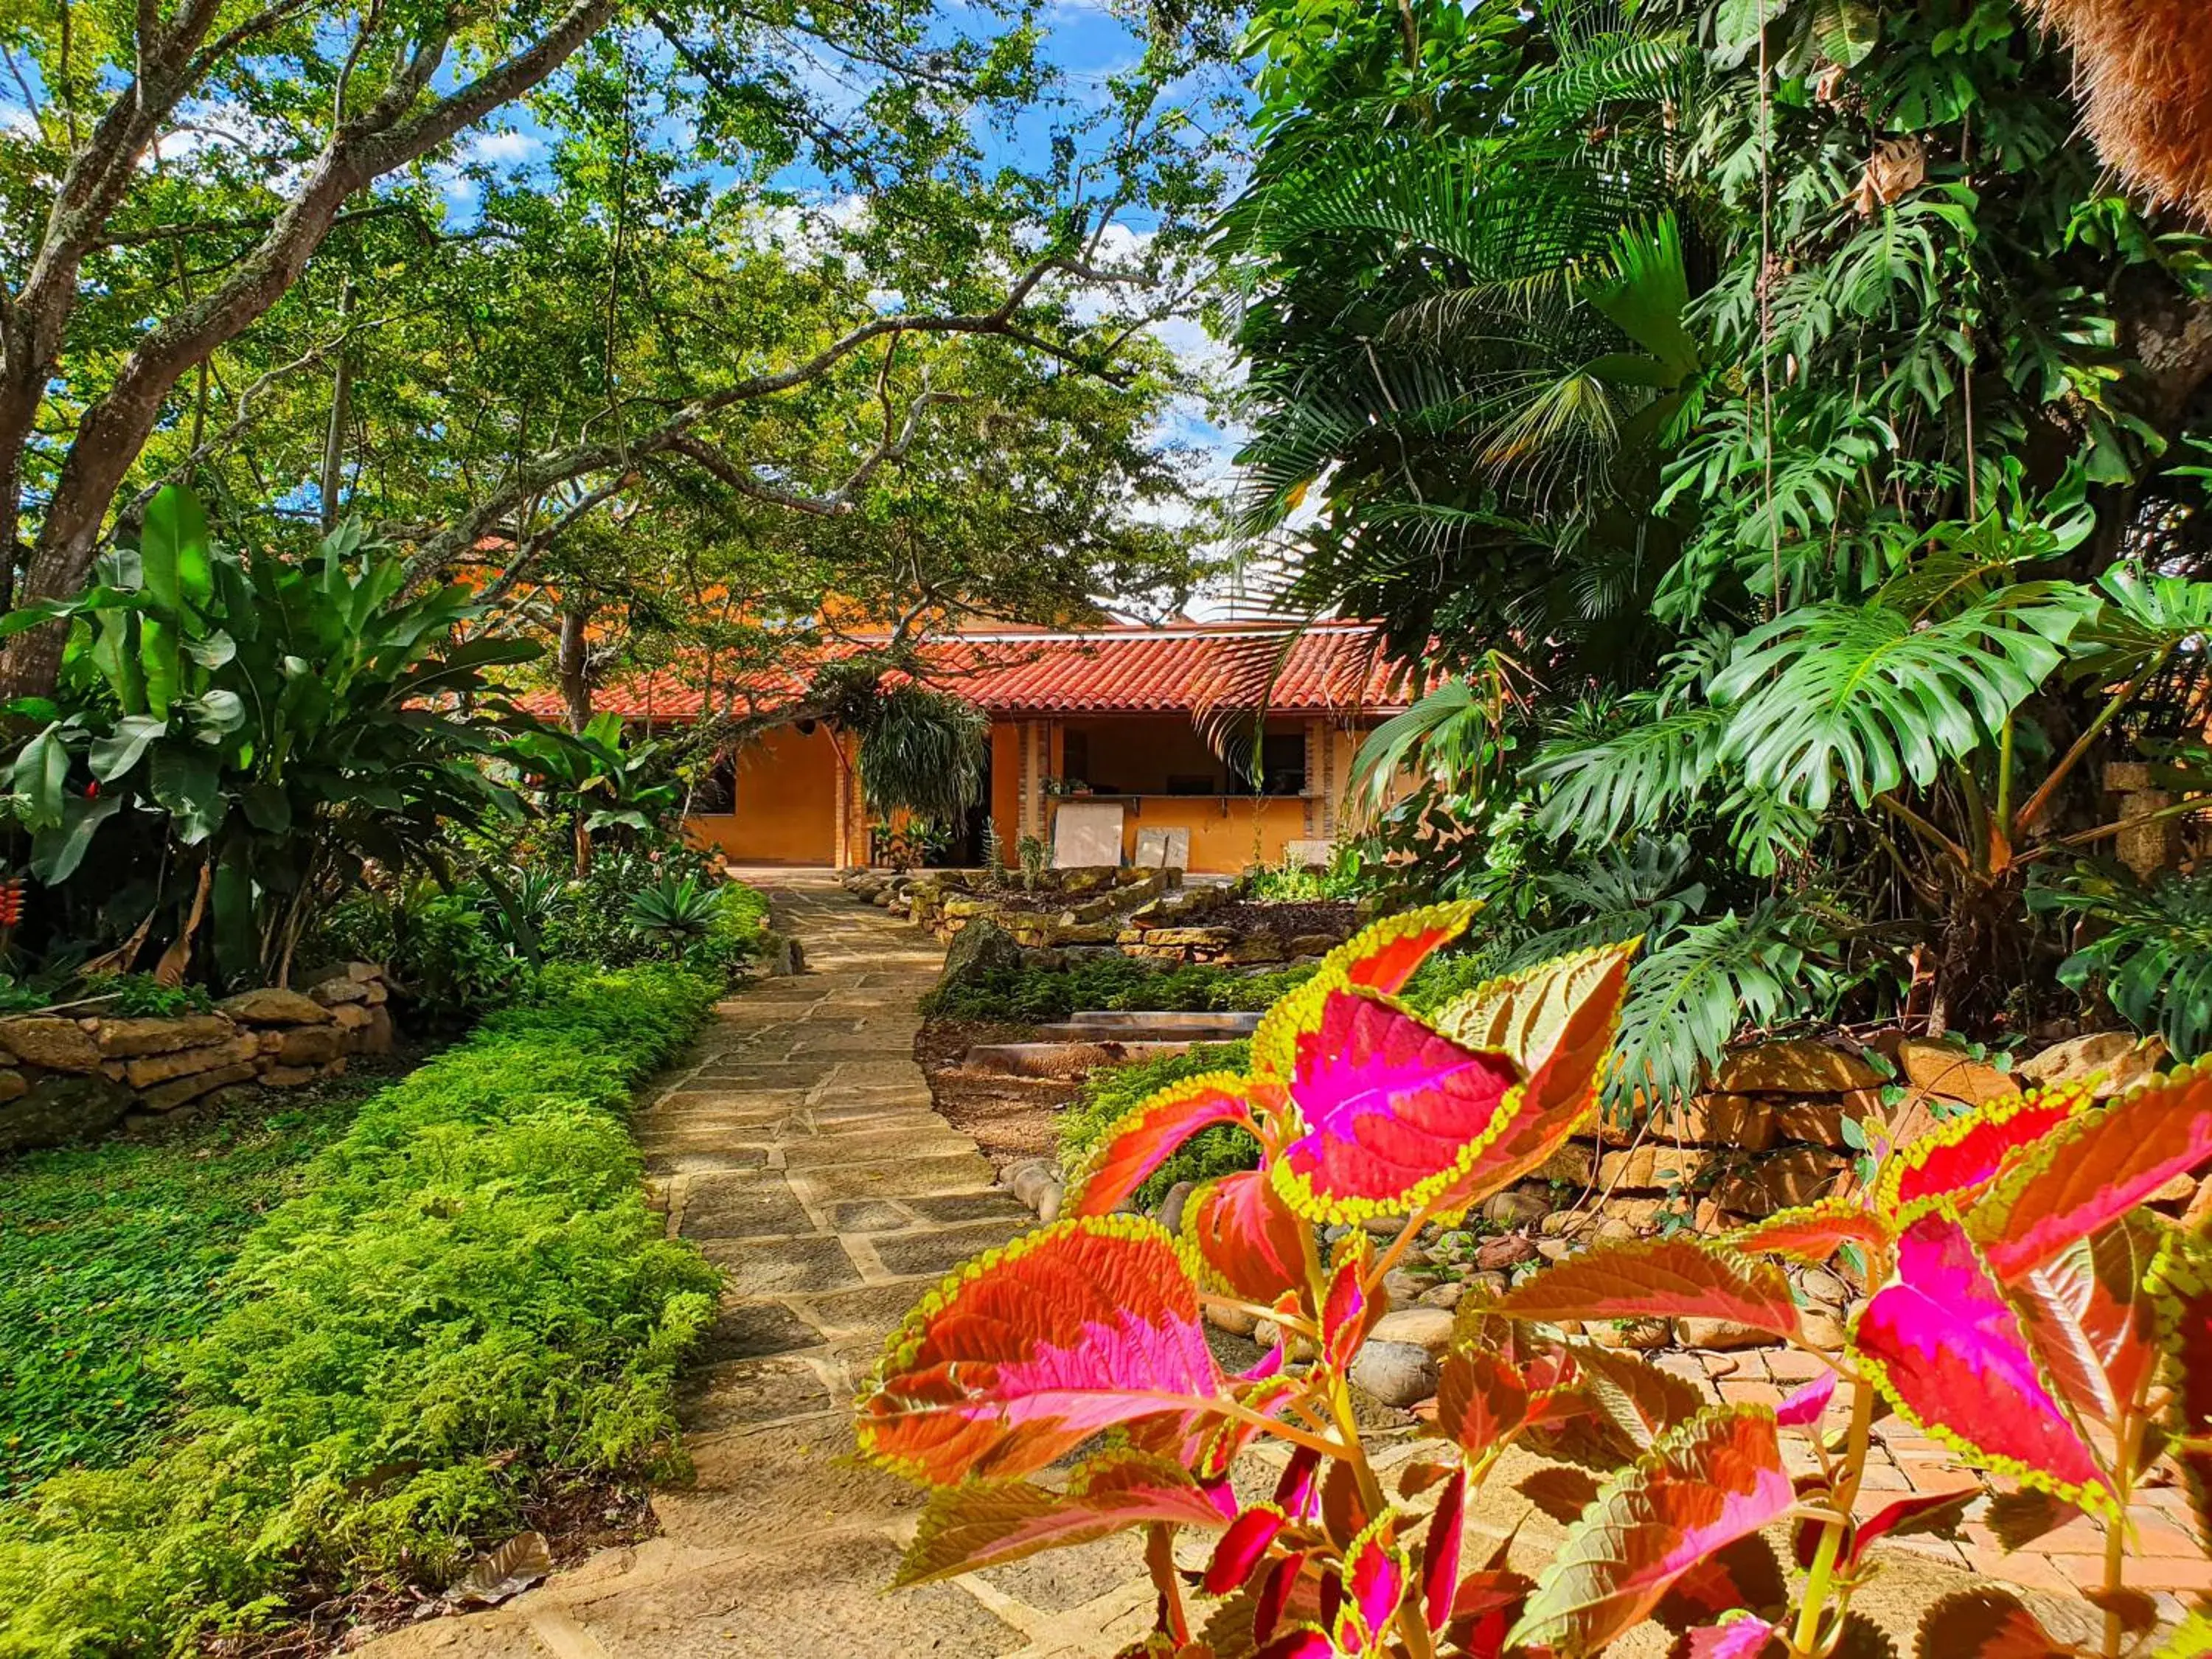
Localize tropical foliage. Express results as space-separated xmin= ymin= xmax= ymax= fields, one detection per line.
xmin=1229 ymin=0 xmax=2212 ymax=1090
xmin=862 ymin=905 xmax=2212 ymax=1659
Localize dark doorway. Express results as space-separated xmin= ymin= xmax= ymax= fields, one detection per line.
xmin=929 ymin=745 xmax=993 ymax=866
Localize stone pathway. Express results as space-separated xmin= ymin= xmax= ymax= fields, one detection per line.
xmin=360 ymin=874 xmax=2143 ymax=1659
xmin=366 ymin=872 xmax=1166 ymax=1659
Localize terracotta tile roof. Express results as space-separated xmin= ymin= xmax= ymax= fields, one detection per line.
xmin=518 ymin=622 xmax=1413 ymax=723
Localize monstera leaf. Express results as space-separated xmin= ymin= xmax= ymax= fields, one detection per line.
xmin=1970 ymin=1065 xmax=2212 ymax=1283
xmin=1876 ymin=1088 xmax=2090 ymax=1222
xmin=895 ymin=1451 xmax=1233 ymax=1585
xmin=1249 ymin=902 xmax=1479 ymax=1079
xmin=1183 ymin=1169 xmax=1309 ymax=1306
xmin=1490 ymin=1237 xmax=1802 ymax=1341
xmin=1066 ymin=1075 xmax=1259 ymax=1217
xmin=1270 ymin=989 xmax=1523 ymax=1222
xmin=1427 ymin=943 xmax=1638 ymax=1213
xmin=1849 ymin=1211 xmax=2114 ymax=1512
xmin=1509 ymin=1405 xmax=1795 ymax=1656
xmin=858 ymin=1218 xmax=1229 ymax=1484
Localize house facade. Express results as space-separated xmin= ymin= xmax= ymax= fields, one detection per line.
xmin=549 ymin=623 xmax=1412 ymax=875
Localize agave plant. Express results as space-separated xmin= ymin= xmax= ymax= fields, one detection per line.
xmin=625 ymin=874 xmax=719 ymax=945
xmin=859 ymin=904 xmax=2212 ymax=1658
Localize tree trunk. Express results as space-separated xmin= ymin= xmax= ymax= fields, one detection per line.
xmin=557 ymin=605 xmax=592 ymax=734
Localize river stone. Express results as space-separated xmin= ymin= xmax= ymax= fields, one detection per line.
xmin=1416 ymin=1281 xmax=1465 ymax=1310
xmin=1795 ymin=1266 xmax=1851 ymax=1309
xmin=0 ymin=1016 xmax=102 ymax=1072
xmin=1349 ymin=1341 xmax=1438 ymax=1408
xmin=1676 ymin=1317 xmax=1778 ymax=1352
xmin=933 ymin=918 xmax=1023 ymax=1003
xmin=1381 ymin=1267 xmax=1427 ymax=1305
xmin=1206 ymin=1301 xmax=1258 ymax=1337
xmin=1368 ymin=1307 xmax=1455 ymax=1354
xmin=1481 ymin=1189 xmax=1550 ymax=1228
xmin=1155 ymin=1180 xmax=1196 ymax=1237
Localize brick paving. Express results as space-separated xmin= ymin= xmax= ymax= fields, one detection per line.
xmin=358 ymin=873 xmax=2169 ymax=1659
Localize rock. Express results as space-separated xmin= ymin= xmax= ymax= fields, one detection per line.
xmin=1768 ymin=1099 xmax=1873 ymax=1151
xmin=1714 ymin=1148 xmax=1848 ymax=1218
xmin=1533 ymin=1141 xmax=1595 ymax=1185
xmin=1362 ymin=1214 xmax=1409 ymax=1238
xmin=1482 ymin=1189 xmax=1551 ymax=1228
xmin=1381 ymin=1267 xmax=1427 ymax=1305
xmin=1156 ymin=1180 xmax=1196 ymax=1236
xmin=1596 ymin=1145 xmax=1707 ymax=1189
xmin=1898 ymin=1040 xmax=2018 ymax=1107
xmin=2151 ymin=1173 xmax=2197 ymax=1205
xmin=332 ymin=1003 xmax=373 ymax=1031
xmin=1594 ymin=1318 xmax=1673 ymax=1351
xmin=1253 ymin=1321 xmax=1317 ymax=1363
xmin=1652 ymin=1094 xmax=1777 ymax=1152
xmin=276 ymin=1025 xmax=347 ymax=1065
xmin=1714 ymin=1040 xmax=1882 ymax=1094
xmin=1206 ymin=1301 xmax=1259 ymax=1337
xmin=1590 ymin=1217 xmax=1639 ymax=1242
xmin=1007 ymin=1159 xmax=1058 ymax=1213
xmin=0 ymin=1070 xmax=24 ymax=1104
xmin=124 ymin=1034 xmax=260 ymax=1088
xmin=1141 ymin=927 xmax=1237 ymax=950
xmin=308 ymin=975 xmax=370 ymax=1006
xmin=1371 ymin=1307 xmax=1455 ymax=1353
xmin=1674 ymin=1318 xmax=1777 ymax=1352
xmin=1537 ymin=1211 xmax=1588 ymax=1238
xmin=1474 ymin=1234 xmax=1539 ymax=1272
xmin=933 ymin=919 xmax=1025 ymax=1005
xmin=257 ymin=1065 xmax=319 ymax=1088
xmin=358 ymin=1005 xmax=397 ymax=1055
xmin=1800 ymin=1312 xmax=1850 ymax=1352
xmin=95 ymin=1012 xmax=239 ymax=1058
xmin=1417 ymin=1281 xmax=1466 ymax=1310
xmin=1796 ymin=1266 xmax=1851 ymax=1308
xmin=1463 ymin=1270 xmax=1509 ymax=1300
xmin=219 ymin=987 xmax=333 ymax=1026
xmin=1225 ymin=936 xmax=1286 ymax=965
xmin=1287 ymin=933 xmax=1343 ymax=956
xmin=141 ymin=1061 xmax=258 ymax=1112
xmin=1535 ymin=1238 xmax=1576 ymax=1262
xmin=2018 ymin=1031 xmax=2167 ymax=1099
xmin=0 ymin=1072 xmax=132 ymax=1154
xmin=1349 ymin=1341 xmax=1439 ymax=1408
xmin=1036 ymin=1181 xmax=1062 ymax=1225
xmin=0 ymin=1015 xmax=102 ymax=1072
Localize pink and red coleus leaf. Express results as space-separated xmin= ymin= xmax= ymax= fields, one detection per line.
xmin=2149 ymin=1225 xmax=2212 ymax=1550
xmin=1914 ymin=1589 xmax=2082 ymax=1658
xmin=1422 ymin=1467 xmax=1467 ymax=1634
xmin=1875 ymin=1088 xmax=2089 ymax=1222
xmin=1426 ymin=943 xmax=1638 ymax=1217
xmin=1686 ymin=1616 xmax=1781 ymax=1658
xmin=1490 ymin=1235 xmax=1803 ymax=1342
xmin=1846 ymin=1487 xmax=1978 ymax=1569
xmin=1774 ymin=1371 xmax=1836 ymax=1429
xmin=1067 ymin=1075 xmax=1259 ymax=1218
xmin=2008 ymin=1215 xmax=2163 ymax=1436
xmin=1270 ymin=989 xmax=1523 ymax=1224
xmin=1339 ymin=1520 xmax=1408 ymax=1651
xmin=1507 ymin=1404 xmax=1795 ymax=1657
xmin=1970 ymin=1065 xmax=2212 ymax=1283
xmin=1206 ymin=1504 xmax=1293 ymax=1597
xmin=1726 ymin=1199 xmax=1896 ymax=1288
xmin=857 ymin=1217 xmax=1227 ymax=1485
xmin=1184 ymin=1169 xmax=1308 ymax=1307
xmin=1848 ymin=1211 xmax=2115 ymax=1513
xmin=893 ymin=1450 xmax=1233 ymax=1587
xmin=1322 ymin=1232 xmax=1374 ymax=1369
xmin=1248 ymin=902 xmax=1481 ymax=1081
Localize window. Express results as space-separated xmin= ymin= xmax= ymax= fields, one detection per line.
xmin=1227 ymin=732 xmax=1307 ymax=796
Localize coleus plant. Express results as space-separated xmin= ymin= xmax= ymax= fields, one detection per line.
xmin=855 ymin=905 xmax=2212 ymax=1659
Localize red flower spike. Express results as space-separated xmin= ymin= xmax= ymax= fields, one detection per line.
xmin=1066 ymin=1074 xmax=1259 ymax=1218
xmin=1876 ymin=1087 xmax=2090 ymax=1222
xmin=1270 ymin=990 xmax=1524 ymax=1225
xmin=1248 ymin=902 xmax=1481 ymax=1081
xmin=1422 ymin=1467 xmax=1467 ymax=1633
xmin=1849 ymin=1211 xmax=2115 ymax=1514
xmin=1489 ymin=1235 xmax=1803 ymax=1343
xmin=893 ymin=1450 xmax=1233 ymax=1586
xmin=1508 ymin=1405 xmax=1795 ymax=1657
xmin=1184 ymin=1169 xmax=1308 ymax=1307
xmin=1971 ymin=1065 xmax=2212 ymax=1283
xmin=857 ymin=1217 xmax=1227 ymax=1486
xmin=1206 ymin=1504 xmax=1292 ymax=1597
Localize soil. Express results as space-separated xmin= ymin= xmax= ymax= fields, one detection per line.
xmin=914 ymin=1018 xmax=1087 ymax=1175
xmin=1206 ymin=900 xmax=1360 ymax=938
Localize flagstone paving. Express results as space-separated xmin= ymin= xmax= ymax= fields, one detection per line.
xmin=360 ymin=873 xmax=2140 ymax=1659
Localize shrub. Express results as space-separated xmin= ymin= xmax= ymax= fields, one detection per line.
xmin=923 ymin=956 xmax=1317 ymax=1023
xmin=0 ymin=964 xmax=720 ymax=1654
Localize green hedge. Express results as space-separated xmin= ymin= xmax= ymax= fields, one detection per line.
xmin=922 ymin=955 xmax=1318 ymax=1023
xmin=0 ymin=964 xmax=722 ymax=1656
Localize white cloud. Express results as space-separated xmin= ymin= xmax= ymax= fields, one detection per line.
xmin=464 ymin=129 xmax=541 ymax=166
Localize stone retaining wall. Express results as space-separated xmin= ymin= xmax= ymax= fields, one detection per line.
xmin=0 ymin=961 xmax=398 ymax=1154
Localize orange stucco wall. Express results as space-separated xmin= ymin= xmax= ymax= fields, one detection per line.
xmin=685 ymin=724 xmax=843 ymax=864
xmin=990 ymin=724 xmax=1022 ymax=855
